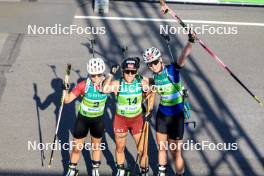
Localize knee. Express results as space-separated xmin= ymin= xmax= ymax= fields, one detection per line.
xmin=175 ymin=148 xmax=182 ymax=158
xmin=116 ymin=144 xmax=125 ymax=153
xmin=72 ymin=145 xmax=83 ymax=154
xmin=158 ymin=141 xmax=168 ymax=152
xmin=92 ymin=141 xmax=102 ymax=151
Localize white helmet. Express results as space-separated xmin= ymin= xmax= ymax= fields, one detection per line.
xmin=87 ymin=58 xmax=106 ymax=75
xmin=143 ymin=47 xmax=161 ymax=63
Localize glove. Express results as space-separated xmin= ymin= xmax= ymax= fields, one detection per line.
xmin=188 ymin=30 xmax=196 ymax=43
xmin=33 ymin=95 xmax=40 ymax=102
xmin=110 ymin=64 xmax=120 ymax=75
xmin=145 ymin=111 xmax=153 ymax=121
xmin=62 ymin=82 xmax=70 ymax=90
xmin=160 ymin=4 xmax=169 ymax=14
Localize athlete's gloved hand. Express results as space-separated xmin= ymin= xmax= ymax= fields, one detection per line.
xmin=33 ymin=95 xmax=40 ymax=103
xmin=62 ymin=82 xmax=70 ymax=90
xmin=188 ymin=29 xmax=196 ymax=43
xmin=145 ymin=111 xmax=153 ymax=121
xmin=110 ymin=64 xmax=120 ymax=75
xmin=161 ymin=4 xmax=169 ymax=14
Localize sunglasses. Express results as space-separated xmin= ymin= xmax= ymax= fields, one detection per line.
xmin=147 ymin=60 xmax=160 ymax=67
xmin=90 ymin=74 xmax=103 ymax=78
xmin=124 ymin=70 xmax=137 ymax=75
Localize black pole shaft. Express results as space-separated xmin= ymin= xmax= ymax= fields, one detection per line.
xmin=225 ymin=67 xmax=262 ymax=104
xmin=165 ymin=6 xmax=263 ymax=106
xmin=33 ymin=83 xmax=45 ymax=166
xmin=166 ymin=42 xmax=174 ymax=63
xmin=48 ymin=135 xmax=57 ymax=167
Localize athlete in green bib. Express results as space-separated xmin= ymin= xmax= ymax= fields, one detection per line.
xmin=63 ymin=58 xmax=108 ymax=176
xmin=116 ymin=77 xmax=143 ymax=117
xmin=102 ymin=57 xmax=152 ymax=176
xmin=143 ymin=31 xmax=195 ymax=176
xmin=154 ymin=68 xmax=183 ymax=107
xmin=78 ymin=78 xmax=107 ymax=118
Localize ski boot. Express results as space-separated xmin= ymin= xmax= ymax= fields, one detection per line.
xmin=91 ymin=160 xmax=101 ymax=176
xmin=157 ymin=165 xmax=167 ymax=176
xmin=176 ymin=174 xmax=184 ymax=176
xmin=65 ymin=163 xmax=79 ymax=176
xmin=125 ymin=168 xmax=131 ymax=176
xmin=176 ymin=170 xmax=185 ymax=176
xmin=116 ymin=164 xmax=126 ymax=176
xmin=138 ymin=167 xmax=149 ymax=176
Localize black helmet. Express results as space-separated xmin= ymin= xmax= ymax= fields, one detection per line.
xmin=121 ymin=57 xmax=140 ymax=70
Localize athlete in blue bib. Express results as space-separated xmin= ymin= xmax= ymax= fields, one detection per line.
xmin=143 ymin=32 xmax=195 ymax=176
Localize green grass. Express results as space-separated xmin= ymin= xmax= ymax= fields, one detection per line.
xmin=220 ymin=0 xmax=264 ymax=4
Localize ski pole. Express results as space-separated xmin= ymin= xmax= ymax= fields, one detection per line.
xmin=121 ymin=46 xmax=128 ymax=59
xmin=89 ymin=39 xmax=97 ymax=58
xmin=132 ymin=92 xmax=154 ymax=175
xmin=132 ymin=118 xmax=149 ymax=175
xmin=163 ymin=4 xmax=263 ymax=107
xmin=33 ymin=83 xmax=45 ymax=166
xmin=48 ymin=64 xmax=71 ymax=168
xmin=184 ymin=121 xmax=196 ymax=129
xmin=161 ymin=34 xmax=174 ymax=63
xmin=47 ymin=64 xmax=58 ymax=78
xmin=72 ymin=68 xmax=82 ymax=78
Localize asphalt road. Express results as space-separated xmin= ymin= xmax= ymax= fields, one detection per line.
xmin=0 ymin=1 xmax=263 ymax=175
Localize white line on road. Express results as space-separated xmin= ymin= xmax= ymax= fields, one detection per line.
xmin=0 ymin=0 xmax=20 ymax=1
xmin=74 ymin=15 xmax=264 ymax=27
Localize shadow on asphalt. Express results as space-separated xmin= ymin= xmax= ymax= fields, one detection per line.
xmin=30 ymin=1 xmax=264 ymax=175
xmin=75 ymin=0 xmax=179 ymax=174
xmin=0 ymin=172 xmax=110 ymax=176
xmin=33 ymin=75 xmax=82 ymax=175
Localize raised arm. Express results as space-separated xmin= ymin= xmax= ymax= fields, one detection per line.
xmin=177 ymin=31 xmax=196 ymax=67
xmin=63 ymin=81 xmax=84 ymax=104
xmin=102 ymin=64 xmax=120 ymax=94
xmin=64 ymin=91 xmax=77 ymax=104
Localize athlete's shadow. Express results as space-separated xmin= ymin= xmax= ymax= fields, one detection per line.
xmin=33 ymin=78 xmax=77 ymax=174
xmin=101 ymin=93 xmax=117 ymax=174
xmin=81 ymin=41 xmax=104 ymax=58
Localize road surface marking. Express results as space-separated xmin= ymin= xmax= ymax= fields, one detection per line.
xmin=74 ymin=16 xmax=264 ymax=27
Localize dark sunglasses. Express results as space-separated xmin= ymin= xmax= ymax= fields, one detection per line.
xmin=124 ymin=70 xmax=137 ymax=75
xmin=147 ymin=60 xmax=160 ymax=67
xmin=90 ymin=74 xmax=103 ymax=78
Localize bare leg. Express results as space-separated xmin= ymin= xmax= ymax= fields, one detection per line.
xmin=157 ymin=132 xmax=168 ymax=166
xmin=70 ymin=138 xmax=85 ymax=164
xmin=115 ymin=132 xmax=128 ymax=165
xmin=169 ymin=139 xmax=184 ymax=174
xmin=91 ymin=136 xmax=102 ymax=161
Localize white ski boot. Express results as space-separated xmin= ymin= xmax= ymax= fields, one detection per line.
xmin=157 ymin=165 xmax=167 ymax=176
xmin=92 ymin=160 xmax=101 ymax=176
xmin=116 ymin=164 xmax=126 ymax=176
xmin=65 ymin=163 xmax=79 ymax=176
